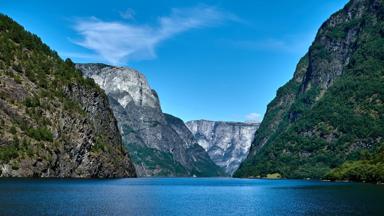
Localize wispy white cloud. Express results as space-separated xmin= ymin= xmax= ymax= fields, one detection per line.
xmin=245 ymin=112 xmax=263 ymax=123
xmin=119 ymin=8 xmax=135 ymax=20
xmin=71 ymin=5 xmax=238 ymax=65
xmin=228 ymin=33 xmax=315 ymax=54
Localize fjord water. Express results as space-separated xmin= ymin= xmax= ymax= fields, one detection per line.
xmin=0 ymin=178 xmax=383 ymax=216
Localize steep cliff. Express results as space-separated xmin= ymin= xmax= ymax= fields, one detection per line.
xmin=77 ymin=64 xmax=223 ymax=177
xmin=0 ymin=15 xmax=136 ymax=178
xmin=235 ymin=0 xmax=384 ymax=182
xmin=165 ymin=114 xmax=225 ymax=176
xmin=186 ymin=120 xmax=259 ymax=175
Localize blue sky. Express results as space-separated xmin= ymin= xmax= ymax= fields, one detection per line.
xmin=1 ymin=0 xmax=349 ymax=122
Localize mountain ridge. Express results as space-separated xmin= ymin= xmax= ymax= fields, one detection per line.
xmin=0 ymin=14 xmax=136 ymax=178
xmin=186 ymin=120 xmax=259 ymax=175
xmin=235 ymin=0 xmax=384 ymax=183
xmin=77 ymin=63 xmax=224 ymax=177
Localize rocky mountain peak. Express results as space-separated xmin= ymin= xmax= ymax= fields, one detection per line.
xmin=186 ymin=120 xmax=259 ymax=175
xmin=76 ymin=64 xmax=161 ymax=110
xmin=300 ymin=0 xmax=381 ymax=94
xmin=77 ymin=64 xmax=223 ymax=177
xmin=235 ymin=0 xmax=384 ymax=181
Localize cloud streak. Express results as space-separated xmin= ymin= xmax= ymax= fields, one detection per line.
xmin=72 ymin=5 xmax=237 ymax=64
xmin=228 ymin=33 xmax=315 ymax=54
xmin=119 ymin=8 xmax=135 ymax=20
xmin=245 ymin=112 xmax=263 ymax=123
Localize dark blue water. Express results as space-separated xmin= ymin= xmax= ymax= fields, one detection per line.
xmin=0 ymin=178 xmax=383 ymax=216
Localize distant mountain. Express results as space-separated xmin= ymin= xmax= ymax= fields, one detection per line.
xmin=77 ymin=64 xmax=224 ymax=177
xmin=0 ymin=15 xmax=136 ymax=178
xmin=235 ymin=0 xmax=384 ymax=183
xmin=186 ymin=120 xmax=259 ymax=175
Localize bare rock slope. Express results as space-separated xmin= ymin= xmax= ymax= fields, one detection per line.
xmin=77 ymin=64 xmax=223 ymax=177
xmin=186 ymin=120 xmax=259 ymax=175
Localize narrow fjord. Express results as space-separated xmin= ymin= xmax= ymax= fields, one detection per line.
xmin=1 ymin=0 xmax=384 ymax=215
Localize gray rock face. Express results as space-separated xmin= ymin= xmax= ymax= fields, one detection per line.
xmin=59 ymin=83 xmax=137 ymax=178
xmin=78 ymin=63 xmax=160 ymax=110
xmin=186 ymin=120 xmax=259 ymax=175
xmin=164 ymin=114 xmax=225 ymax=176
xmin=77 ymin=64 xmax=223 ymax=177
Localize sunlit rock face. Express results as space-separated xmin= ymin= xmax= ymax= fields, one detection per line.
xmin=186 ymin=120 xmax=259 ymax=175
xmin=77 ymin=63 xmax=160 ymax=110
xmin=77 ymin=64 xmax=223 ymax=177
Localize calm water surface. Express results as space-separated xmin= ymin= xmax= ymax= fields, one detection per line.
xmin=0 ymin=178 xmax=383 ymax=216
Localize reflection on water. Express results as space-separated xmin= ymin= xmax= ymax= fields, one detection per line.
xmin=0 ymin=178 xmax=383 ymax=216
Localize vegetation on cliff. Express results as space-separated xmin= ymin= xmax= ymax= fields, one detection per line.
xmin=0 ymin=14 xmax=136 ymax=177
xmin=235 ymin=0 xmax=384 ymax=183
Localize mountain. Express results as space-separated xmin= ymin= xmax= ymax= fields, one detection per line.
xmin=77 ymin=63 xmax=224 ymax=177
xmin=186 ymin=120 xmax=259 ymax=175
xmin=0 ymin=15 xmax=136 ymax=178
xmin=235 ymin=0 xmax=384 ymax=183
xmin=165 ymin=114 xmax=226 ymax=176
